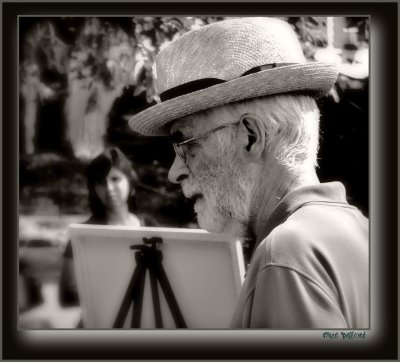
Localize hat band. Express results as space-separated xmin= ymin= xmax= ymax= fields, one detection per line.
xmin=159 ymin=62 xmax=297 ymax=102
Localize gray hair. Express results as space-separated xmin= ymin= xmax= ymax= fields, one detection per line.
xmin=202 ymin=94 xmax=321 ymax=176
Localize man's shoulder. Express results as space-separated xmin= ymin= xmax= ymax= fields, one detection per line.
xmin=264 ymin=220 xmax=318 ymax=265
xmin=273 ymin=198 xmax=367 ymax=242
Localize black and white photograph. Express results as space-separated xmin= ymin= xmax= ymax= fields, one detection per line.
xmin=2 ymin=2 xmax=398 ymax=361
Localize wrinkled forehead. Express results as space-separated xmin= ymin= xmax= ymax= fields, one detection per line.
xmin=168 ymin=113 xmax=210 ymax=139
xmin=168 ymin=104 xmax=239 ymax=138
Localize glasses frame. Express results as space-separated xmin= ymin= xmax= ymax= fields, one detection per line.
xmin=171 ymin=121 xmax=239 ymax=163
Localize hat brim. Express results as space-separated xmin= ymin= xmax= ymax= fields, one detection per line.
xmin=129 ymin=62 xmax=338 ymax=136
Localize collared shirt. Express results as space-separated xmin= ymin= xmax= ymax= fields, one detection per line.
xmin=230 ymin=182 xmax=369 ymax=329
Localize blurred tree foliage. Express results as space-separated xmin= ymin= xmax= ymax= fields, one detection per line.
xmin=19 ymin=16 xmax=224 ymax=116
xmin=286 ymin=17 xmax=329 ymax=58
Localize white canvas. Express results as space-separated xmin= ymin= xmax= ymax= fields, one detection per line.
xmin=69 ymin=224 xmax=245 ymax=329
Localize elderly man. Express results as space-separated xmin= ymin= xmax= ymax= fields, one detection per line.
xmin=129 ymin=17 xmax=369 ymax=329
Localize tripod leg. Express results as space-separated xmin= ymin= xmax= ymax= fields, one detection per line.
xmin=132 ymin=265 xmax=146 ymax=328
xmin=155 ymin=263 xmax=187 ymax=328
xmin=113 ymin=263 xmax=144 ymax=328
xmin=148 ymin=267 xmax=163 ymax=328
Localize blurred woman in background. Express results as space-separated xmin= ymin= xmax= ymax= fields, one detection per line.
xmin=59 ymin=146 xmax=142 ymax=307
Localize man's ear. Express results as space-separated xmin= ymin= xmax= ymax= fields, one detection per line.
xmin=237 ymin=114 xmax=265 ymax=160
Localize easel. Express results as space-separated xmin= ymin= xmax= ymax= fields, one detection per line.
xmin=113 ymin=237 xmax=187 ymax=328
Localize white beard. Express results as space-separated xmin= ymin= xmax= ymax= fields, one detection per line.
xmin=182 ymin=148 xmax=255 ymax=239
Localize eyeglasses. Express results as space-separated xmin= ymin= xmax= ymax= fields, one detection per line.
xmin=170 ymin=121 xmax=238 ymax=163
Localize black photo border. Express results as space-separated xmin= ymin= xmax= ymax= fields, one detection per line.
xmin=2 ymin=1 xmax=398 ymax=360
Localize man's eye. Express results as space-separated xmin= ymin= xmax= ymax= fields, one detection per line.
xmin=186 ymin=139 xmax=200 ymax=147
xmin=184 ymin=141 xmax=200 ymax=155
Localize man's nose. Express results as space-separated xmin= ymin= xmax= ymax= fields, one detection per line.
xmin=168 ymin=155 xmax=189 ymax=184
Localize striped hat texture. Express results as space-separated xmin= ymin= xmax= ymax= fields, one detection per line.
xmin=129 ymin=17 xmax=338 ymax=136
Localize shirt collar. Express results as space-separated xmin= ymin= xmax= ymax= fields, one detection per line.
xmin=254 ymin=181 xmax=349 ymax=248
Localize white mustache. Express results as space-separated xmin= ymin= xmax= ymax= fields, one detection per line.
xmin=181 ymin=179 xmax=201 ymax=199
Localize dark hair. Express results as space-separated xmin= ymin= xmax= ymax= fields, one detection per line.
xmin=86 ymin=147 xmax=139 ymax=220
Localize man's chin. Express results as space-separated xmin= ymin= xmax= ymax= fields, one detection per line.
xmin=193 ymin=196 xmax=247 ymax=238
xmin=195 ymin=207 xmax=235 ymax=236
xmin=195 ymin=202 xmax=224 ymax=234
xmin=199 ymin=219 xmax=244 ymax=239
xmin=197 ymin=217 xmax=224 ymax=234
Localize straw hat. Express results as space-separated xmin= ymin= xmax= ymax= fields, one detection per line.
xmin=129 ymin=17 xmax=338 ymax=136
